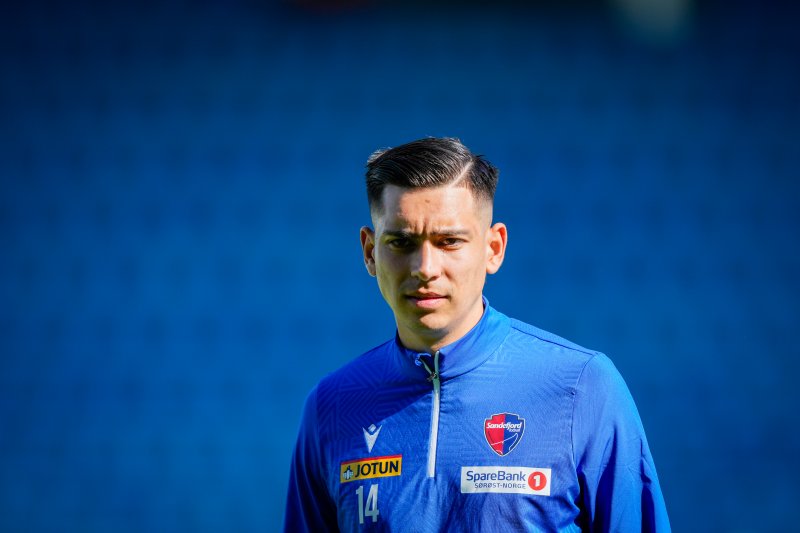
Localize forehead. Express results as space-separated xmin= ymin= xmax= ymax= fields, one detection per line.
xmin=375 ymin=184 xmax=485 ymax=231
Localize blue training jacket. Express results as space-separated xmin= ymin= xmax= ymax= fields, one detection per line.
xmin=284 ymin=301 xmax=670 ymax=531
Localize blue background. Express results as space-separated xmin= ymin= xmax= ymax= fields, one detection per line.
xmin=1 ymin=0 xmax=798 ymax=530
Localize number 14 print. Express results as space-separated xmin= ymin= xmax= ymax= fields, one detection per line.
xmin=355 ymin=484 xmax=379 ymax=524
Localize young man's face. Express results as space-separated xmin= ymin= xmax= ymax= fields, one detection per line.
xmin=360 ymin=183 xmax=507 ymax=353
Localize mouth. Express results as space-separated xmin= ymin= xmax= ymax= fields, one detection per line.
xmin=405 ymin=292 xmax=448 ymax=309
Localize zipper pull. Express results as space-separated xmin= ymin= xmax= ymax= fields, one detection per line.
xmin=415 ymin=353 xmax=440 ymax=382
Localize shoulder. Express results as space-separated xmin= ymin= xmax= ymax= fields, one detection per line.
xmin=297 ymin=339 xmax=395 ymax=432
xmin=508 ymin=318 xmax=601 ymax=356
xmin=504 ymin=317 xmax=604 ymax=374
xmin=496 ymin=319 xmax=627 ymax=395
xmin=314 ymin=338 xmax=396 ymax=397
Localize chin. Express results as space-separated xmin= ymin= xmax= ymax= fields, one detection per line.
xmin=414 ymin=312 xmax=450 ymax=333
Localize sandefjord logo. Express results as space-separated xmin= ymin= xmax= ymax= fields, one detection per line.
xmin=460 ymin=466 xmax=551 ymax=495
xmin=484 ymin=412 xmax=525 ymax=456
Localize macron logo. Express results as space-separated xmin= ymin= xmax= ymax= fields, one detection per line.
xmin=363 ymin=424 xmax=382 ymax=453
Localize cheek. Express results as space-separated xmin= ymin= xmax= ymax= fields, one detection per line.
xmin=374 ymin=258 xmax=402 ymax=294
xmin=376 ymin=248 xmax=407 ymax=274
xmin=448 ymin=251 xmax=487 ymax=290
xmin=374 ymin=254 xmax=394 ymax=276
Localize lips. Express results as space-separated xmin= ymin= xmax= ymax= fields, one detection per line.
xmin=408 ymin=291 xmax=445 ymax=299
xmin=406 ymin=291 xmax=448 ymax=309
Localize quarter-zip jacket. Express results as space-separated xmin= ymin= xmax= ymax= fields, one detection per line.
xmin=284 ymin=300 xmax=670 ymax=532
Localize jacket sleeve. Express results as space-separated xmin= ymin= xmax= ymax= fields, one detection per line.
xmin=572 ymin=353 xmax=671 ymax=532
xmin=282 ymin=386 xmax=338 ymax=532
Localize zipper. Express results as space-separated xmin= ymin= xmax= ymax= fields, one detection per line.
xmin=418 ymin=351 xmax=441 ymax=478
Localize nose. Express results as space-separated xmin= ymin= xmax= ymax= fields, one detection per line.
xmin=410 ymin=241 xmax=441 ymax=282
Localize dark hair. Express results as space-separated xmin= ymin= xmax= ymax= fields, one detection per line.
xmin=365 ymin=137 xmax=499 ymax=213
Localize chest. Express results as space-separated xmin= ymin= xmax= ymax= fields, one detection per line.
xmin=325 ymin=373 xmax=581 ymax=531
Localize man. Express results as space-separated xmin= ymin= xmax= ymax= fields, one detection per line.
xmin=284 ymin=138 xmax=670 ymax=531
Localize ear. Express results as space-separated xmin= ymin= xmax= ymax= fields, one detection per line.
xmin=485 ymin=222 xmax=507 ymax=275
xmin=360 ymin=226 xmax=377 ymax=277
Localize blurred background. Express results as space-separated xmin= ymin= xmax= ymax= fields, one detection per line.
xmin=1 ymin=0 xmax=798 ymax=530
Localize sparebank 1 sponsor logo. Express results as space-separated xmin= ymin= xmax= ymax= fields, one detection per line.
xmin=460 ymin=466 xmax=551 ymax=495
xmin=340 ymin=455 xmax=402 ymax=483
xmin=484 ymin=412 xmax=525 ymax=456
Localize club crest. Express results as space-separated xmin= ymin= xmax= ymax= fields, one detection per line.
xmin=484 ymin=413 xmax=525 ymax=456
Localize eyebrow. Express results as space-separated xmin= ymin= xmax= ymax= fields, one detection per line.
xmin=383 ymin=229 xmax=471 ymax=238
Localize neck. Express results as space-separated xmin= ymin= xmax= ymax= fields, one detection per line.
xmin=397 ymin=332 xmax=450 ymax=355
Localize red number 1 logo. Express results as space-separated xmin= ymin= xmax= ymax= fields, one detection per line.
xmin=528 ymin=471 xmax=547 ymax=491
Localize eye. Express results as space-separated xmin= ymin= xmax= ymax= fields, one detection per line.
xmin=387 ymin=237 xmax=412 ymax=250
xmin=440 ymin=237 xmax=464 ymax=248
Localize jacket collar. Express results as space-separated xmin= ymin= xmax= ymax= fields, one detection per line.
xmin=391 ymin=296 xmax=511 ymax=381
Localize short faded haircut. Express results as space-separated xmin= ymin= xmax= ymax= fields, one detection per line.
xmin=365 ymin=137 xmax=499 ymax=215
